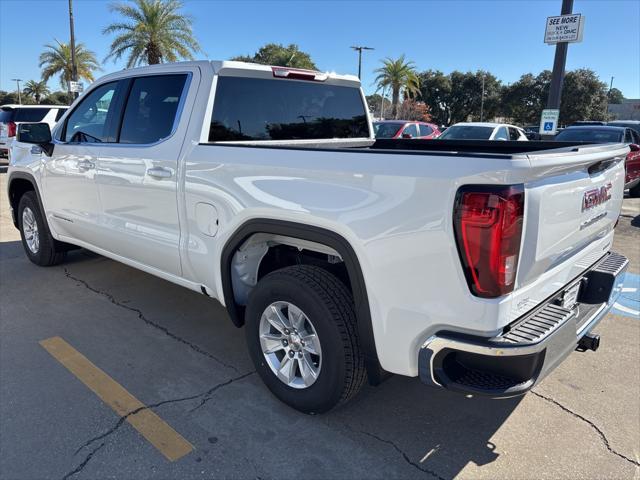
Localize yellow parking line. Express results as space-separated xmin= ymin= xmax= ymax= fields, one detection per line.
xmin=40 ymin=336 xmax=193 ymax=462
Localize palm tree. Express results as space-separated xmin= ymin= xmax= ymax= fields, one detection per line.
xmin=23 ymin=80 xmax=50 ymax=104
xmin=103 ymin=0 xmax=200 ymax=67
xmin=374 ymin=55 xmax=420 ymax=118
xmin=39 ymin=40 xmax=100 ymax=101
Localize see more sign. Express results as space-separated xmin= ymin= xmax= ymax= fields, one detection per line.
xmin=544 ymin=14 xmax=585 ymax=44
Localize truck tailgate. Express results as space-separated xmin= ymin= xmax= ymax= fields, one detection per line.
xmin=516 ymin=143 xmax=628 ymax=288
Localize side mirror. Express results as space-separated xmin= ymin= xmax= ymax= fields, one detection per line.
xmin=629 ymin=144 xmax=640 ymax=152
xmin=16 ymin=123 xmax=53 ymax=155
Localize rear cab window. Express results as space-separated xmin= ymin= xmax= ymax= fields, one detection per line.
xmin=208 ymin=76 xmax=369 ymax=141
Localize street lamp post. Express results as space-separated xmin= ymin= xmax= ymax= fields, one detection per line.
xmin=350 ymin=46 xmax=374 ymax=80
xmin=11 ymin=78 xmax=22 ymax=104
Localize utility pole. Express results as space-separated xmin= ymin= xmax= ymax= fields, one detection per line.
xmin=11 ymin=78 xmax=22 ymax=104
xmin=350 ymin=45 xmax=374 ymax=80
xmin=546 ymin=0 xmax=574 ymax=111
xmin=68 ymin=0 xmax=78 ymax=100
xmin=480 ymin=74 xmax=486 ymax=122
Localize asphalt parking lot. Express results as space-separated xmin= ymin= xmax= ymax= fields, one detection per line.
xmin=1 ymin=170 xmax=638 ymax=480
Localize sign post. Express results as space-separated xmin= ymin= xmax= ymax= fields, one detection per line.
xmin=69 ymin=81 xmax=84 ymax=93
xmin=541 ymin=0 xmax=584 ymax=139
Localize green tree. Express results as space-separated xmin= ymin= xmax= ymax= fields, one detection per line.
xmin=560 ymin=69 xmax=609 ymax=123
xmin=39 ymin=40 xmax=100 ymax=102
xmin=418 ymin=70 xmax=452 ymax=126
xmin=103 ymin=0 xmax=200 ymax=67
xmin=501 ymin=71 xmax=550 ymax=125
xmin=43 ymin=91 xmax=72 ymax=106
xmin=22 ymin=80 xmax=50 ymax=104
xmin=608 ymin=87 xmax=624 ymax=104
xmin=374 ymin=55 xmax=420 ymax=118
xmin=447 ymin=70 xmax=501 ymax=123
xmin=231 ymin=43 xmax=317 ymax=69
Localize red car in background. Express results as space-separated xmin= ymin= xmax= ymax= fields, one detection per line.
xmin=373 ymin=120 xmax=441 ymax=139
xmin=555 ymin=125 xmax=640 ymax=197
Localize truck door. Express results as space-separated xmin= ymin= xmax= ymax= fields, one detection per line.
xmin=95 ymin=70 xmax=195 ymax=276
xmin=43 ymin=80 xmax=123 ymax=246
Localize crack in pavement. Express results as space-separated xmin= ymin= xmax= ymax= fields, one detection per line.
xmin=67 ymin=371 xmax=255 ymax=479
xmin=340 ymin=423 xmax=446 ymax=479
xmin=62 ymin=442 xmax=105 ymax=480
xmin=63 ymin=267 xmax=240 ymax=373
xmin=531 ymin=390 xmax=640 ymax=467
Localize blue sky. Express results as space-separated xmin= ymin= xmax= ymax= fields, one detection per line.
xmin=1 ymin=0 xmax=638 ymax=98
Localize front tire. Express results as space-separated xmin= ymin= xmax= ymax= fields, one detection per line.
xmin=245 ymin=265 xmax=366 ymax=413
xmin=18 ymin=192 xmax=66 ymax=266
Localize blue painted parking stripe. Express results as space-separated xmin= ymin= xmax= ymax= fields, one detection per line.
xmin=611 ymin=272 xmax=639 ymax=319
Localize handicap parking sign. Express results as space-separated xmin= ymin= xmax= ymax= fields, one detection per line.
xmin=539 ymin=109 xmax=560 ymax=135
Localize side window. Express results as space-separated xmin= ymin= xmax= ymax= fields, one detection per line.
xmin=508 ymin=127 xmax=520 ymax=140
xmin=624 ymin=129 xmax=634 ymax=144
xmin=64 ymin=82 xmax=118 ymax=143
xmin=403 ymin=123 xmax=418 ymax=138
xmin=494 ymin=127 xmax=509 ymax=141
xmin=632 ymin=130 xmax=640 ymax=145
xmin=419 ymin=124 xmax=433 ymax=136
xmin=119 ymin=74 xmax=187 ymax=144
xmin=15 ymin=108 xmax=50 ymax=122
xmin=54 ymin=108 xmax=66 ymax=122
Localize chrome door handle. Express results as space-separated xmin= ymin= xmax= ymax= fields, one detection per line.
xmin=147 ymin=167 xmax=173 ymax=179
xmin=78 ymin=159 xmax=95 ymax=170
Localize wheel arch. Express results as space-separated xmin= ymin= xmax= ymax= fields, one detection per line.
xmin=221 ymin=218 xmax=383 ymax=383
xmin=7 ymin=171 xmax=44 ymax=228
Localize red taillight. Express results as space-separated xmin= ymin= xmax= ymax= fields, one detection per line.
xmin=7 ymin=121 xmax=16 ymax=137
xmin=453 ymin=185 xmax=525 ymax=298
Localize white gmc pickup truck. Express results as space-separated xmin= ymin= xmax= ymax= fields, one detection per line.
xmin=7 ymin=61 xmax=629 ymax=413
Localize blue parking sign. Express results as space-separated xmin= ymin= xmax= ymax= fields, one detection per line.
xmin=544 ymin=121 xmax=553 ymax=131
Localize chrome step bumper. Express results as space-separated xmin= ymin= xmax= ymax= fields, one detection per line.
xmin=418 ymin=252 xmax=628 ymax=398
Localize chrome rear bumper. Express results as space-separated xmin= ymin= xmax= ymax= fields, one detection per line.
xmin=418 ymin=252 xmax=628 ymax=398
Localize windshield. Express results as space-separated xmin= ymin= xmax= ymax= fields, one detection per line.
xmin=555 ymin=128 xmax=624 ymax=143
xmin=439 ymin=125 xmax=494 ymax=140
xmin=374 ymin=122 xmax=403 ymax=138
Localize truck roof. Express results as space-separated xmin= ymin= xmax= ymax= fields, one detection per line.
xmin=94 ymin=60 xmax=361 ymax=88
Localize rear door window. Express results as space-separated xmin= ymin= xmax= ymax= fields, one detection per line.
xmin=402 ymin=124 xmax=418 ymax=138
xmin=119 ymin=74 xmax=188 ymax=144
xmin=209 ymin=76 xmax=369 ymax=141
xmin=419 ymin=124 xmax=433 ymax=136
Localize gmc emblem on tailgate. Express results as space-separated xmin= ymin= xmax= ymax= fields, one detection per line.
xmin=582 ymin=183 xmax=612 ymax=211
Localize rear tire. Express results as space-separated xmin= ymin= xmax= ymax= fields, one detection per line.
xmin=245 ymin=265 xmax=366 ymax=413
xmin=629 ymin=183 xmax=640 ymax=198
xmin=18 ymin=192 xmax=66 ymax=266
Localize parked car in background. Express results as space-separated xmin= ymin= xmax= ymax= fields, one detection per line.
xmin=569 ymin=121 xmax=607 ymax=127
xmin=438 ymin=122 xmax=528 ymax=141
xmin=555 ymin=125 xmax=640 ymax=197
xmin=608 ymin=120 xmax=640 ymax=136
xmin=373 ymin=120 xmax=441 ymax=139
xmin=523 ymin=125 xmax=541 ymax=140
xmin=0 ymin=105 xmax=68 ymax=158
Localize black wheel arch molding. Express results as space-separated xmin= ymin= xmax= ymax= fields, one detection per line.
xmin=7 ymin=171 xmax=45 ymax=228
xmin=220 ymin=218 xmax=384 ymax=383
